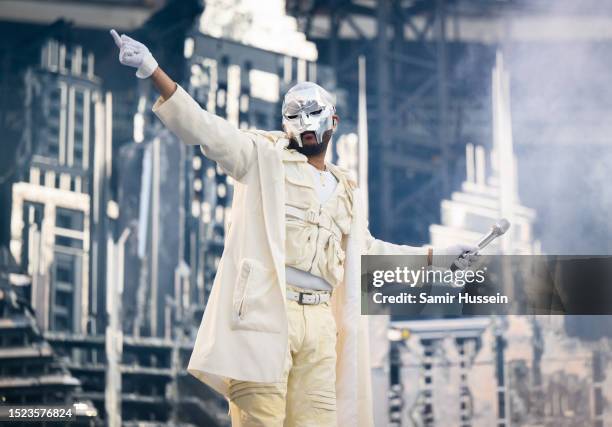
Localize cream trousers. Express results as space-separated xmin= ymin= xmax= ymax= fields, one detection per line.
xmin=228 ymin=287 xmax=337 ymax=427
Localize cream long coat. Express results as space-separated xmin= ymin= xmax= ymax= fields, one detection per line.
xmin=152 ymin=84 xmax=429 ymax=427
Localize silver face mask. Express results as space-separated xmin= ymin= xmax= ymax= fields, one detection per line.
xmin=281 ymin=82 xmax=336 ymax=147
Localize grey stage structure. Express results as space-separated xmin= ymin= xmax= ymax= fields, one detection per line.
xmin=1 ymin=1 xmax=230 ymax=425
xmin=287 ymin=0 xmax=612 ymax=244
xmin=286 ymin=0 xmax=494 ymax=244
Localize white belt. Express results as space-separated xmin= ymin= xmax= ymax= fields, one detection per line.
xmin=286 ymin=289 xmax=331 ymax=305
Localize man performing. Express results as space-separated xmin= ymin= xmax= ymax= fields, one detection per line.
xmin=111 ymin=30 xmax=478 ymax=427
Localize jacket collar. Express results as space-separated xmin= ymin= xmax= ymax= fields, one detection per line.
xmin=271 ymin=132 xmax=306 ymax=162
xmin=325 ymin=162 xmax=343 ymax=183
xmin=281 ymin=147 xmax=308 ymax=162
xmin=274 ymin=133 xmax=349 ymax=192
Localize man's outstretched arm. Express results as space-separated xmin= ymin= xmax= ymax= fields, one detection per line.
xmin=109 ymin=29 xmax=255 ymax=182
xmin=363 ymin=223 xmax=477 ymax=270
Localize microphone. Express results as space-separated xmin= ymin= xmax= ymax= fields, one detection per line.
xmin=450 ymin=218 xmax=511 ymax=271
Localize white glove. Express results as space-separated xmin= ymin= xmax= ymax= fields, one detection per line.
xmin=110 ymin=29 xmax=158 ymax=79
xmin=432 ymin=243 xmax=480 ymax=270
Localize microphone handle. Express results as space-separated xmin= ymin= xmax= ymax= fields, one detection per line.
xmin=476 ymin=232 xmax=498 ymax=249
xmin=450 ymin=254 xmax=467 ymax=272
xmin=450 ymin=222 xmax=508 ymax=271
xmin=450 ymin=233 xmax=497 ymax=272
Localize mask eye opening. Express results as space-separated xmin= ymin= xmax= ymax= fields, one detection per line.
xmin=310 ymin=109 xmax=323 ymax=116
xmin=286 ymin=114 xmax=298 ymax=120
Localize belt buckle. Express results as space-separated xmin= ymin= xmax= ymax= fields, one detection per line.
xmin=298 ymin=291 xmax=313 ymax=305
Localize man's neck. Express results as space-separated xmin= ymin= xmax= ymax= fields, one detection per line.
xmin=287 ymin=136 xmax=329 ymax=170
xmin=306 ymin=152 xmax=327 ymax=171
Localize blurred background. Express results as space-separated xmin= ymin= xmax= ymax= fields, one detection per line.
xmin=0 ymin=0 xmax=611 ymax=425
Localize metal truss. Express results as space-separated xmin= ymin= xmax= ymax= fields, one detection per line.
xmin=287 ymin=0 xmax=464 ymax=243
xmin=288 ymin=0 xmax=611 ymax=242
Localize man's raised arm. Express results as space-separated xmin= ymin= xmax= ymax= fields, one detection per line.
xmin=110 ymin=29 xmax=255 ymax=182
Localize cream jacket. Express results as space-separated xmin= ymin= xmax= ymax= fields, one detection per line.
xmin=152 ymin=84 xmax=429 ymax=427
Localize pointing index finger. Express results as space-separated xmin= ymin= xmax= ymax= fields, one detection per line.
xmin=110 ymin=29 xmax=122 ymax=48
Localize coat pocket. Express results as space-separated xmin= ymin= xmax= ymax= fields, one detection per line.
xmin=230 ymin=257 xmax=282 ymax=333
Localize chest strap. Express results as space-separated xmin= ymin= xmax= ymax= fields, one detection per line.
xmin=285 ymin=205 xmax=343 ymax=240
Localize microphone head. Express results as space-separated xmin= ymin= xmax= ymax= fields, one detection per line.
xmin=493 ymin=218 xmax=511 ymax=236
